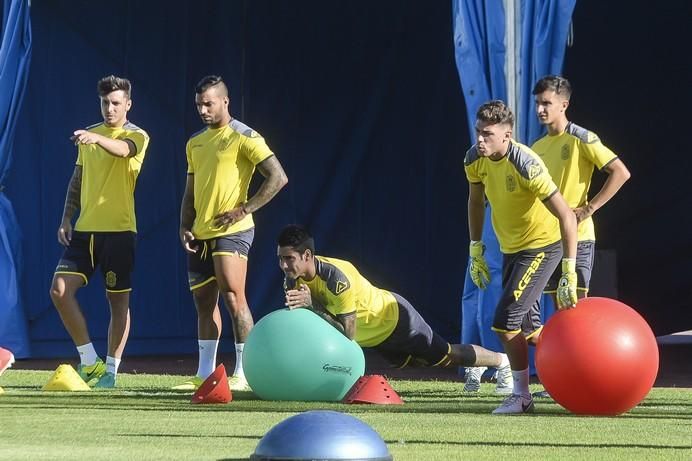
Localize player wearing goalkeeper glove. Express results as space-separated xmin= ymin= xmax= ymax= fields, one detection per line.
xmin=464 ymin=100 xmax=577 ymax=414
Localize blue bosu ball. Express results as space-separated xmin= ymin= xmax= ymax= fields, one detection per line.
xmin=250 ymin=410 xmax=392 ymax=461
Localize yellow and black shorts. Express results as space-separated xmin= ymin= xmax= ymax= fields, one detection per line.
xmin=54 ymin=231 xmax=136 ymax=292
xmin=187 ymin=227 xmax=254 ymax=290
xmin=374 ymin=292 xmax=452 ymax=368
xmin=492 ymin=241 xmax=561 ymax=338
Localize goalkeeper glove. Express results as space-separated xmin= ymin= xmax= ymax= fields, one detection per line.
xmin=556 ymin=258 xmax=578 ymax=309
xmin=469 ymin=240 xmax=490 ymax=289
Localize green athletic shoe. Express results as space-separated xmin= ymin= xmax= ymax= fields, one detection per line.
xmin=77 ymin=359 xmax=106 ymax=384
xmin=229 ymin=374 xmax=251 ymax=392
xmin=171 ymin=376 xmax=204 ymax=391
xmin=94 ymin=372 xmax=116 ymax=389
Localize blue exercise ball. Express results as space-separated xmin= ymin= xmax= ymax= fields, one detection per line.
xmin=244 ymin=309 xmax=365 ymax=401
xmin=250 ymin=410 xmax=392 ymax=461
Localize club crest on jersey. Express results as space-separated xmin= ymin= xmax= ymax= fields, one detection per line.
xmin=561 ymin=144 xmax=570 ymax=160
xmin=527 ymin=164 xmax=542 ymax=180
xmin=218 ymin=136 xmax=232 ymax=151
xmin=506 ymin=175 xmax=516 ymax=192
xmin=335 ymin=281 xmax=349 ymax=295
xmin=105 ymin=271 xmax=117 ymax=288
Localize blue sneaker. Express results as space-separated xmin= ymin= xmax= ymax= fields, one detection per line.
xmin=77 ymin=359 xmax=106 ymax=384
xmin=94 ymin=372 xmax=116 ymax=389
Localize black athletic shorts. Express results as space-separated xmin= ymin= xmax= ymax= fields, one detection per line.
xmin=374 ymin=292 xmax=452 ymax=368
xmin=544 ymin=240 xmax=595 ymax=294
xmin=55 ymin=231 xmax=136 ymax=292
xmin=492 ymin=241 xmax=561 ymax=338
xmin=187 ymin=227 xmax=254 ymax=290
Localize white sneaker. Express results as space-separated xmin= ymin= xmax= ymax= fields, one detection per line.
xmin=494 ymin=362 xmax=513 ymax=395
xmin=228 ymin=374 xmax=251 ymax=392
xmin=492 ymin=394 xmax=535 ymax=415
xmin=463 ymin=366 xmax=487 ymax=392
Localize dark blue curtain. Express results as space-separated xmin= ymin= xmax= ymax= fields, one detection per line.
xmin=7 ymin=1 xmax=469 ymax=357
xmin=0 ymin=0 xmax=31 ymax=358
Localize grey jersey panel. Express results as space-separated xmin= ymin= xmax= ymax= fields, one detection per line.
xmin=188 ymin=127 xmax=208 ymax=141
xmin=315 ymin=257 xmax=351 ymax=296
xmin=123 ymin=121 xmax=146 ymax=132
xmin=464 ymin=145 xmax=481 ymax=166
xmin=506 ymin=142 xmax=544 ymax=180
xmin=566 ymin=122 xmax=599 ymax=144
xmin=230 ymin=119 xmax=259 ymax=138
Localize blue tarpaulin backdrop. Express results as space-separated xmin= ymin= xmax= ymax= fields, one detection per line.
xmin=0 ymin=0 xmax=31 ymax=357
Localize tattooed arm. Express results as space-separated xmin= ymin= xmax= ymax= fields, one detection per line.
xmin=57 ymin=166 xmax=82 ymax=246
xmin=214 ymin=155 xmax=288 ymax=226
xmin=179 ymin=174 xmax=197 ymax=254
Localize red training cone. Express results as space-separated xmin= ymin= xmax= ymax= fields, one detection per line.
xmin=191 ymin=364 xmax=232 ymax=404
xmin=342 ymin=374 xmax=403 ymax=405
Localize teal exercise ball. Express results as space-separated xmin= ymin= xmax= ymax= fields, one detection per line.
xmin=243 ymin=308 xmax=365 ymax=401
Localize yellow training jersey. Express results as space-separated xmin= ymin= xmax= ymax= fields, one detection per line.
xmin=74 ymin=122 xmax=149 ymax=232
xmin=464 ymin=140 xmax=560 ymax=254
xmin=286 ymin=256 xmax=399 ymax=347
xmin=186 ymin=119 xmax=274 ymax=240
xmin=532 ymin=122 xmax=618 ymax=241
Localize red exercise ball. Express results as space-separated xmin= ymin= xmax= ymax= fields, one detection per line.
xmin=536 ymin=297 xmax=659 ymax=416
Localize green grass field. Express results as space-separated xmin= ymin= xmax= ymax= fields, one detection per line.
xmin=1 ymin=370 xmax=690 ymax=461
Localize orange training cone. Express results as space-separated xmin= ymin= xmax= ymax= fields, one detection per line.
xmin=342 ymin=374 xmax=403 ymax=405
xmin=191 ymin=364 xmax=232 ymax=404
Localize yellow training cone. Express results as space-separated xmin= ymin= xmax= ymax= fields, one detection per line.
xmin=0 ymin=386 xmax=4 ymax=395
xmin=43 ymin=364 xmax=91 ymax=391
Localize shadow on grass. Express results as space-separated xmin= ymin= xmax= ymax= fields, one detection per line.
xmin=3 ymin=388 xmax=691 ymax=421
xmin=117 ymin=433 xmax=692 ymax=452
xmin=384 ymin=439 xmax=692 ymax=450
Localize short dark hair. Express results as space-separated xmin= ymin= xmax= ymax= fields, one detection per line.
xmin=533 ymin=75 xmax=572 ymax=99
xmin=476 ymin=100 xmax=514 ymax=127
xmin=278 ymin=225 xmax=315 ymax=254
xmin=195 ymin=75 xmax=228 ymax=95
xmin=97 ymin=75 xmax=131 ymax=98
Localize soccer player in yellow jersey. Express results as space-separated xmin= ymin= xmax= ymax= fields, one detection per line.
xmin=50 ymin=76 xmax=150 ymax=388
xmin=175 ymin=76 xmax=287 ymax=392
xmin=532 ymin=75 xmax=630 ymax=302
xmin=277 ymin=225 xmax=515 ymax=393
xmin=464 ymin=100 xmax=577 ymax=414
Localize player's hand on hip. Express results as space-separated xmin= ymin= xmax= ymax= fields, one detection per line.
xmin=285 ymin=284 xmax=312 ymax=309
xmin=57 ymin=220 xmax=72 ymax=246
xmin=469 ymin=240 xmax=490 ymax=289
xmin=213 ymin=206 xmax=247 ymax=227
xmin=180 ymin=229 xmax=197 ymax=254
xmin=573 ymin=204 xmax=594 ymax=224
xmin=557 ymin=258 xmax=578 ymax=309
